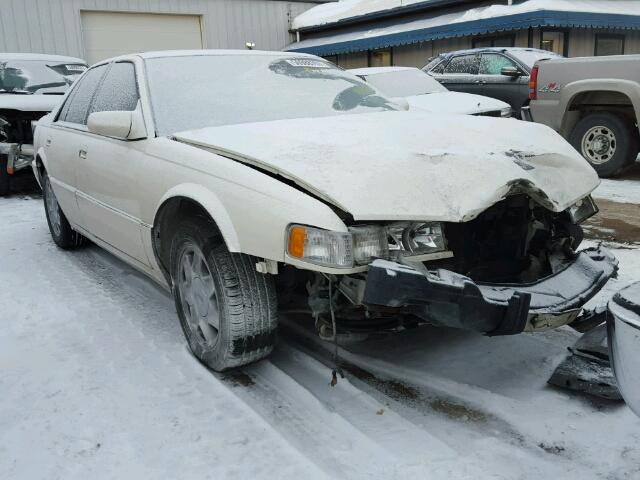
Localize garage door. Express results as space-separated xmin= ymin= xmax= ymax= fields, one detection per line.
xmin=81 ymin=11 xmax=203 ymax=65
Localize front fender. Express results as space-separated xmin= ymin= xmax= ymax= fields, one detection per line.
xmin=155 ymin=183 xmax=241 ymax=252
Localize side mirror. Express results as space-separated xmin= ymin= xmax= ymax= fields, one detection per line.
xmin=501 ymin=66 xmax=523 ymax=77
xmin=608 ymin=282 xmax=640 ymax=417
xmin=87 ymin=107 xmax=146 ymax=140
xmin=389 ymin=97 xmax=410 ymax=111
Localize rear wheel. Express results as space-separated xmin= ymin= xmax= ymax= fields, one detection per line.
xmin=569 ymin=112 xmax=639 ymax=177
xmin=0 ymin=154 xmax=9 ymax=196
xmin=42 ymin=171 xmax=85 ymax=249
xmin=170 ymin=218 xmax=278 ymax=371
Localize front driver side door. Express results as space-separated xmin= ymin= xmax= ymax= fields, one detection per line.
xmin=477 ymin=53 xmax=529 ymax=111
xmin=74 ymin=61 xmax=151 ymax=267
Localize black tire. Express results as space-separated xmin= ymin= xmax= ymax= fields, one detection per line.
xmin=0 ymin=154 xmax=9 ymax=196
xmin=569 ymin=112 xmax=639 ymax=178
xmin=170 ymin=217 xmax=278 ymax=371
xmin=41 ymin=171 xmax=85 ymax=249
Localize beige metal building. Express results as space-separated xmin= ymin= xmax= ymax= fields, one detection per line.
xmin=0 ymin=0 xmax=331 ymax=64
xmin=286 ymin=0 xmax=640 ymax=68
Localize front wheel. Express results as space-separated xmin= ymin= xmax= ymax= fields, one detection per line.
xmin=170 ymin=218 xmax=278 ymax=371
xmin=42 ymin=171 xmax=85 ymax=249
xmin=569 ymin=112 xmax=639 ymax=177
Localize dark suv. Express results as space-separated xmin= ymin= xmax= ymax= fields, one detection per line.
xmin=424 ymin=48 xmax=562 ymax=117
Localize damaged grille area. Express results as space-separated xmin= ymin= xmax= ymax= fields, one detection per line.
xmin=435 ymin=194 xmax=582 ymax=284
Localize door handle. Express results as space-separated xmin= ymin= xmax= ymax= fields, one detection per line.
xmin=45 ymin=138 xmax=52 ymax=147
xmin=79 ymin=149 xmax=87 ymax=159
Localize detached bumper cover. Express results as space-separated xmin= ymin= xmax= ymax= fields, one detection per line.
xmin=0 ymin=143 xmax=34 ymax=173
xmin=363 ymin=247 xmax=618 ymax=336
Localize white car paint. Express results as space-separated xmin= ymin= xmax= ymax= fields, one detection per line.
xmin=404 ymin=91 xmax=509 ymax=116
xmin=347 ymin=66 xmax=510 ymax=116
xmin=35 ymin=50 xmax=597 ymax=282
xmin=0 ymin=95 xmax=63 ymax=112
xmin=175 ymin=111 xmax=597 ymax=222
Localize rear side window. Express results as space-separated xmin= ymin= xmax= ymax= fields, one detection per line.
xmin=479 ymin=54 xmax=518 ymax=75
xmin=58 ymin=65 xmax=107 ymax=125
xmin=443 ymin=55 xmax=479 ymax=75
xmin=89 ymin=62 xmax=139 ymax=115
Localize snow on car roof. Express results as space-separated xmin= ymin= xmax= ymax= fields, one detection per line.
xmin=347 ymin=66 xmax=417 ymax=76
xmin=0 ymin=52 xmax=86 ymax=64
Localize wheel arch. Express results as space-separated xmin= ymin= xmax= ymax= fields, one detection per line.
xmin=151 ymin=184 xmax=241 ymax=283
xmin=559 ymin=80 xmax=640 ymax=136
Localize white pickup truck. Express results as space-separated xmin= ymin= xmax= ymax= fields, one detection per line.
xmin=0 ymin=53 xmax=87 ymax=195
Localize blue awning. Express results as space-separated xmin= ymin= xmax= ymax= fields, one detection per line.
xmin=287 ymin=11 xmax=640 ymax=56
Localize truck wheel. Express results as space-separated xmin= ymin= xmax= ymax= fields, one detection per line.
xmin=42 ymin=171 xmax=85 ymax=249
xmin=0 ymin=154 xmax=9 ymax=196
xmin=170 ymin=218 xmax=278 ymax=371
xmin=569 ymin=112 xmax=639 ymax=177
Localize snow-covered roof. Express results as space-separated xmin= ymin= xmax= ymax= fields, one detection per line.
xmin=287 ymin=0 xmax=640 ymax=56
xmin=293 ymin=0 xmax=640 ymax=31
xmin=293 ymin=0 xmax=439 ymax=30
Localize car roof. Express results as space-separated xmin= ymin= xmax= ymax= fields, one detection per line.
xmin=106 ymin=49 xmax=310 ymax=62
xmin=437 ymin=47 xmax=552 ymax=58
xmin=1 ymin=52 xmax=86 ymax=64
xmin=347 ymin=66 xmax=417 ymax=76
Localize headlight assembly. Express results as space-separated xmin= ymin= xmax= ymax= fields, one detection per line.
xmin=287 ymin=222 xmax=447 ymax=269
xmin=500 ymin=106 xmax=513 ymax=118
xmin=568 ymin=196 xmax=598 ymax=224
xmin=388 ymin=222 xmax=447 ymax=257
xmin=287 ymin=225 xmax=353 ymax=268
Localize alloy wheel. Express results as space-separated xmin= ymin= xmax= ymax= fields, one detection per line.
xmin=177 ymin=243 xmax=221 ymax=348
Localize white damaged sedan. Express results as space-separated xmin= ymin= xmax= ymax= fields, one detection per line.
xmin=33 ymin=50 xmax=617 ymax=371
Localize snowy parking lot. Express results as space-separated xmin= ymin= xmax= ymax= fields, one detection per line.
xmin=1 ymin=168 xmax=640 ymax=480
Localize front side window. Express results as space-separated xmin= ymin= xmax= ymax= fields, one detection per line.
xmin=479 ymin=54 xmax=518 ymax=75
xmin=443 ymin=55 xmax=479 ymax=75
xmin=145 ymin=54 xmax=397 ymax=136
xmin=595 ymin=34 xmax=625 ymax=56
xmin=0 ymin=59 xmax=86 ymax=94
xmin=89 ymin=62 xmax=139 ymax=115
xmin=58 ymin=64 xmax=108 ymax=125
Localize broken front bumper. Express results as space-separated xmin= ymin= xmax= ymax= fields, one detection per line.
xmin=0 ymin=143 xmax=34 ymax=174
xmin=363 ymin=247 xmax=618 ymax=336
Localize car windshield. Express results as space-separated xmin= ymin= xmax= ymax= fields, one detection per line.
xmin=0 ymin=59 xmax=87 ymax=94
xmin=362 ymin=69 xmax=447 ymax=97
xmin=145 ymin=54 xmax=397 ymax=135
xmin=512 ymin=50 xmax=563 ymax=68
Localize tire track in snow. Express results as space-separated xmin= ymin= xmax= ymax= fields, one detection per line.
xmin=205 ymin=350 xmax=474 ymax=480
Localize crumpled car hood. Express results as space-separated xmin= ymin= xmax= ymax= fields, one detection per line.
xmin=0 ymin=94 xmax=62 ymax=112
xmin=174 ymin=110 xmax=599 ymax=222
xmin=405 ymin=91 xmax=509 ymax=115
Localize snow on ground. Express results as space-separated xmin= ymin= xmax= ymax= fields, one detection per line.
xmin=1 ymin=191 xmax=640 ymax=479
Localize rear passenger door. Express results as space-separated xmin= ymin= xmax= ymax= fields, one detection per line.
xmin=477 ymin=53 xmax=528 ymax=111
xmin=432 ymin=54 xmax=480 ymax=94
xmin=45 ymin=64 xmax=109 ymax=227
